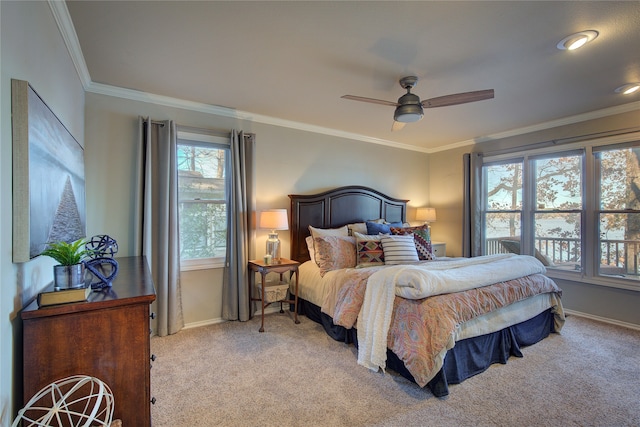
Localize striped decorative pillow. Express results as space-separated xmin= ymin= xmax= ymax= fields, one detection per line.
xmin=390 ymin=225 xmax=434 ymax=260
xmin=380 ymin=234 xmax=419 ymax=265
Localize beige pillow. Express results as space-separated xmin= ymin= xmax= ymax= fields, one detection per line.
xmin=313 ymin=236 xmax=356 ymax=276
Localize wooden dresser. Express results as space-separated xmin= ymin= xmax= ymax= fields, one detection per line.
xmin=21 ymin=256 xmax=157 ymax=427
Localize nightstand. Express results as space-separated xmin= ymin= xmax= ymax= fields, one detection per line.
xmin=432 ymin=241 xmax=446 ymax=257
xmin=248 ymin=258 xmax=300 ymax=332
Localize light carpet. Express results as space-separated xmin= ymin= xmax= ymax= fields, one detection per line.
xmin=150 ymin=312 xmax=640 ymax=427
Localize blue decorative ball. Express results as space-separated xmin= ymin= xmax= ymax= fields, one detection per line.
xmin=85 ymin=235 xmax=118 ymax=259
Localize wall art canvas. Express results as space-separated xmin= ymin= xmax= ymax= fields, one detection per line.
xmin=12 ymin=79 xmax=86 ymax=262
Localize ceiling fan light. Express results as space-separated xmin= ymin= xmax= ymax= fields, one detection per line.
xmin=557 ymin=30 xmax=598 ymax=50
xmin=394 ymin=104 xmax=423 ymax=123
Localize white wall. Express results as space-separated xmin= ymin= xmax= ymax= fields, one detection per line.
xmin=83 ymin=92 xmax=431 ymax=326
xmin=0 ymin=1 xmax=85 ymax=423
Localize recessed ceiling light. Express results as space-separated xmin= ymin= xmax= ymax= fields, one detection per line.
xmin=615 ymin=83 xmax=640 ymax=95
xmin=557 ymin=30 xmax=599 ymax=51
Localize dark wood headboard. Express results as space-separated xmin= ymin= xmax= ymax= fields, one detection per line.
xmin=288 ymin=186 xmax=408 ymax=262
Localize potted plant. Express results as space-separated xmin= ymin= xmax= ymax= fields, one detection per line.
xmin=40 ymin=239 xmax=88 ymax=289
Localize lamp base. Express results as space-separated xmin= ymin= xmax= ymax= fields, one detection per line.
xmin=266 ymin=231 xmax=281 ymax=263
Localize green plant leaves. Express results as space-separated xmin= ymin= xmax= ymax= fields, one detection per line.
xmin=40 ymin=239 xmax=88 ymax=266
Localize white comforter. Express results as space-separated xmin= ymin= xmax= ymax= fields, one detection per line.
xmin=357 ymin=254 xmax=547 ymax=372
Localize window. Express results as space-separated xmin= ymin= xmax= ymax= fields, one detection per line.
xmin=483 ymin=161 xmax=522 ymax=255
xmin=177 ymin=131 xmax=229 ymax=270
xmin=595 ymin=145 xmax=640 ymax=278
xmin=481 ymin=135 xmax=640 ymax=290
xmin=532 ymin=152 xmax=583 ymax=271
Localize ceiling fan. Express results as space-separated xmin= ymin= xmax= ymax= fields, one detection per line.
xmin=341 ymin=76 xmax=494 ymax=131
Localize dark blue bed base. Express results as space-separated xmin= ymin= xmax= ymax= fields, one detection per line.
xmin=296 ymin=299 xmax=555 ymax=398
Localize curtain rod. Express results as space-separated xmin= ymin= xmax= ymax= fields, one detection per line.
xmin=177 ymin=125 xmax=255 ymax=139
xmin=479 ymin=126 xmax=640 ymax=157
xmin=145 ymin=121 xmax=256 ymax=138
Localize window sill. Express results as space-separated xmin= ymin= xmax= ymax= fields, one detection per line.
xmin=546 ymin=269 xmax=640 ymax=292
xmin=180 ymin=259 xmax=225 ymax=271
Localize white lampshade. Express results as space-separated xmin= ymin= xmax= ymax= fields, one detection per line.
xmin=416 ymin=207 xmax=436 ymax=223
xmin=259 ymin=209 xmax=289 ymax=231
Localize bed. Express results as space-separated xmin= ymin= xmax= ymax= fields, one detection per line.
xmin=288 ymin=186 xmax=565 ymax=398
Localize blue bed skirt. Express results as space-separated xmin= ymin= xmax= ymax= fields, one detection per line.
xmin=295 ymin=299 xmax=555 ymax=398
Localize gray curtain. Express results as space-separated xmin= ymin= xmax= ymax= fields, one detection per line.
xmin=135 ymin=117 xmax=184 ymax=336
xmin=462 ymin=152 xmax=483 ymax=257
xmin=222 ymin=130 xmax=256 ymax=321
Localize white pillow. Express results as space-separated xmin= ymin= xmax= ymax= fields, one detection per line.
xmin=380 ymin=234 xmax=419 ymax=265
xmin=305 ymin=235 xmax=316 ymax=263
xmin=347 ymin=222 xmax=368 ymax=236
xmin=308 ymin=225 xmax=349 ymax=239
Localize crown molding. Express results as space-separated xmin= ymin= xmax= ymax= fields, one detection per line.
xmin=86 ymin=81 xmax=430 ymax=153
xmin=48 ymin=0 xmax=91 ymax=89
xmin=430 ymin=100 xmax=640 ymax=153
xmin=54 ymin=0 xmax=640 ymax=155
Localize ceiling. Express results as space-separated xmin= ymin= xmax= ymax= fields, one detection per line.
xmin=64 ymin=1 xmax=640 ymax=153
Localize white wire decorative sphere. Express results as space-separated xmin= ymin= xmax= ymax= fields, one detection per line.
xmin=13 ymin=375 xmax=114 ymax=427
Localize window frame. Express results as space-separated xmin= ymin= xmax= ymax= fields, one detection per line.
xmin=482 ymin=158 xmax=524 ymax=255
xmin=481 ymin=132 xmax=640 ymax=292
xmin=177 ymin=130 xmax=230 ymax=271
xmin=593 ymin=142 xmax=640 ymax=281
xmin=530 ymin=149 xmax=585 ymax=272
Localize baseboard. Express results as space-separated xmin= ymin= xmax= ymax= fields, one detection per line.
xmin=183 ymin=318 xmax=226 ymax=329
xmin=183 ymin=305 xmax=284 ymax=330
xmin=564 ymin=309 xmax=640 ymax=331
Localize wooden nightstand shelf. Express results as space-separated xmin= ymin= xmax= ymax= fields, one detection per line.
xmin=248 ymin=258 xmax=300 ymax=332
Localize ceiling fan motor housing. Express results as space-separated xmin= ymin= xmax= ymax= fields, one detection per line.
xmin=395 ymin=92 xmax=424 ymax=122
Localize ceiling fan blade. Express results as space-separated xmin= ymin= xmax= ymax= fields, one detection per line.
xmin=391 ymin=121 xmax=406 ymax=132
xmin=341 ymin=95 xmax=398 ymax=107
xmin=422 ymin=89 xmax=494 ymax=108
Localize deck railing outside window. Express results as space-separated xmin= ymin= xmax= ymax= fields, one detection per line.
xmin=486 ymin=237 xmax=640 ymax=278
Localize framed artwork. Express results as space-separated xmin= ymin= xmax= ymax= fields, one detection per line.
xmin=12 ymin=79 xmax=86 ymax=262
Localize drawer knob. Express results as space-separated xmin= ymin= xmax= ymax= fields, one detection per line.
xmin=150 ymin=312 xmax=156 ymax=319
xmin=151 ymin=397 xmax=156 ymax=405
xmin=150 ymin=354 xmax=157 ymax=362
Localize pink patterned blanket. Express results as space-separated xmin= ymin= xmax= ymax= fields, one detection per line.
xmin=325 ymin=268 xmax=563 ymax=387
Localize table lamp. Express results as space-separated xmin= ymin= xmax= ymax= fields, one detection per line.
xmin=259 ymin=209 xmax=288 ymax=264
xmin=416 ymin=207 xmax=436 ymax=228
